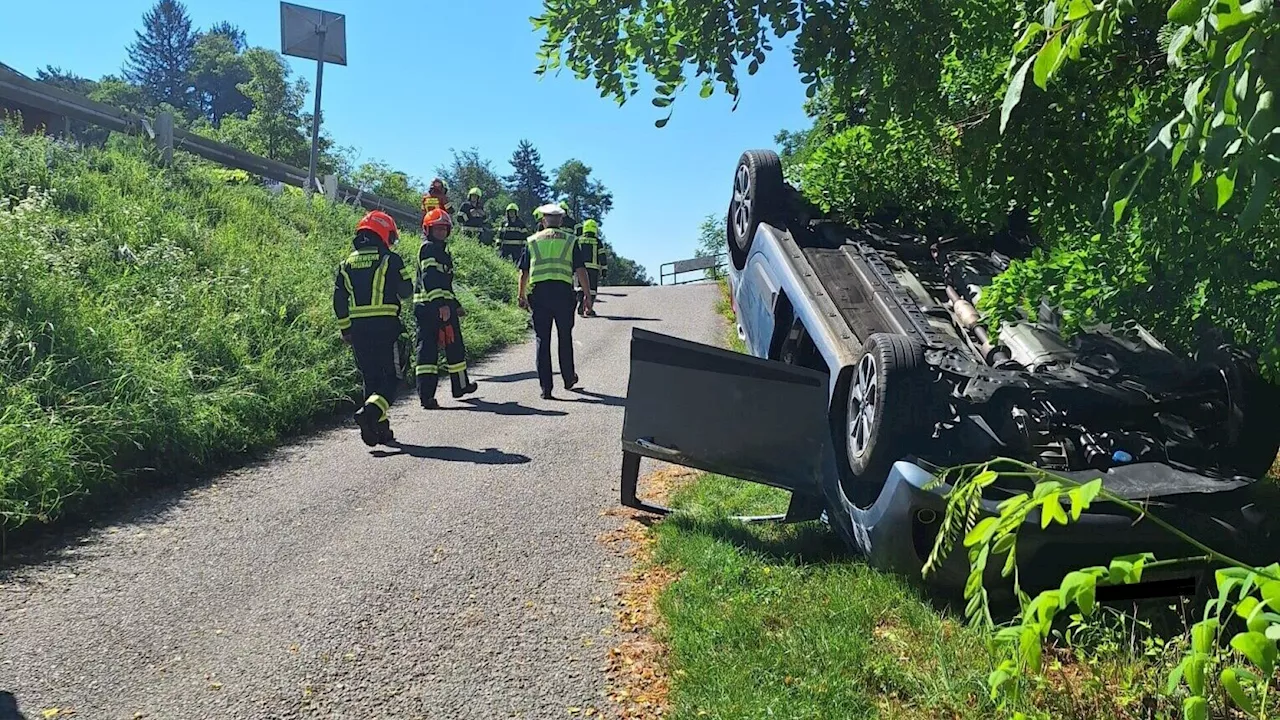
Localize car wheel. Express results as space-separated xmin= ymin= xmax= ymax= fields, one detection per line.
xmin=727 ymin=149 xmax=784 ymax=266
xmin=840 ymin=333 xmax=932 ymax=507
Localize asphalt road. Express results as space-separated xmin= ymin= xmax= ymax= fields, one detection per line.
xmin=0 ymin=283 xmax=723 ymax=720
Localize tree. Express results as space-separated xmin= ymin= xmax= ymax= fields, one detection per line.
xmin=216 ymin=48 xmax=310 ymax=165
xmin=551 ymin=159 xmax=613 ymax=221
xmin=505 ymin=140 xmax=552 ymax=219
xmin=350 ymin=160 xmax=423 ymax=207
xmin=605 ymin=250 xmax=653 ymax=286
xmin=693 ymin=213 xmax=727 ymax=280
xmin=125 ymin=0 xmax=198 ymax=112
xmin=437 ymin=148 xmax=507 ymax=216
xmin=206 ymin=21 xmax=247 ymax=51
xmin=89 ymin=75 xmax=155 ymax=117
xmin=191 ymin=31 xmax=251 ymax=127
xmin=36 ymin=67 xmax=97 ymax=96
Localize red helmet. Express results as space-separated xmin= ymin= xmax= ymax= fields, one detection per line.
xmin=422 ymin=208 xmax=453 ymax=231
xmin=356 ymin=211 xmax=399 ymax=248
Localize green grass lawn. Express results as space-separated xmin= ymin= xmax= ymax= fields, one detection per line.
xmin=651 ymin=475 xmax=1189 ymax=720
xmin=0 ymin=128 xmax=525 ymax=532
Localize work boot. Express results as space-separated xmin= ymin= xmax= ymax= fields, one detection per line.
xmin=354 ymin=406 xmax=379 ymax=447
xmin=452 ymin=381 xmax=479 ymax=399
xmin=421 ymin=397 xmax=440 ymax=410
xmin=565 ymin=374 xmax=580 ymax=391
xmin=378 ymin=425 xmax=396 ymax=446
xmin=541 ymin=388 xmax=554 ymax=400
xmin=585 ymin=309 xmax=597 ymax=318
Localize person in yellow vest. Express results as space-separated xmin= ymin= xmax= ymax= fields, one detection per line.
xmin=518 ymin=203 xmax=592 ymax=400
xmin=575 ymin=219 xmax=604 ymax=317
xmin=496 ymin=203 xmax=528 ymax=263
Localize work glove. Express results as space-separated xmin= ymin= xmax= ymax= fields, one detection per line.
xmin=340 ymin=331 xmax=352 ymax=345
xmin=518 ymin=296 xmax=529 ymax=310
xmin=439 ymin=305 xmax=451 ymax=322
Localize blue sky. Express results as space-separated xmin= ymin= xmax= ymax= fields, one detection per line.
xmin=0 ymin=0 xmax=810 ymax=279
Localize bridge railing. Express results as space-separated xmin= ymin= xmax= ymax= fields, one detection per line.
xmin=659 ymin=253 xmax=727 ymax=285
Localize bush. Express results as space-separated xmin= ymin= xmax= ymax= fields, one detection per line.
xmin=0 ymin=127 xmax=525 ymax=530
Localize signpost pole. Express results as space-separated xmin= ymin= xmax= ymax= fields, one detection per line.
xmin=305 ymin=22 xmax=327 ymax=197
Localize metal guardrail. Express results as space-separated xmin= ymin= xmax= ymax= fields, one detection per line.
xmin=660 ymin=253 xmax=727 ymax=285
xmin=0 ymin=64 xmax=423 ymax=230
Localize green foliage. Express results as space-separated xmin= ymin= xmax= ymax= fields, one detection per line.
xmin=602 ymin=250 xmax=653 ymax=286
xmin=0 ymin=128 xmax=523 ymax=531
xmin=694 ymin=213 xmax=727 ymax=280
xmin=214 ymin=48 xmax=316 ymax=167
xmin=1002 ymin=0 xmax=1280 ymax=230
xmin=505 ymin=139 xmax=552 ymax=223
xmin=535 ymin=0 xmax=1280 ymax=375
xmin=929 ymin=457 xmax=1280 ymax=718
xmin=551 ymin=159 xmax=614 ymax=222
xmin=125 ymin=0 xmax=198 ymax=111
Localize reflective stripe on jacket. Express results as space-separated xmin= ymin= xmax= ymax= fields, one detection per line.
xmin=333 ymin=246 xmax=412 ymax=330
xmin=414 ymin=239 xmax=458 ymax=305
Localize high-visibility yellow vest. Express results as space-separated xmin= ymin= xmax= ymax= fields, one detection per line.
xmin=527 ymin=229 xmax=576 ymax=286
xmin=339 ymin=248 xmax=402 ymax=321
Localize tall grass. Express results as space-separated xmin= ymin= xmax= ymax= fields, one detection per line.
xmin=0 ymin=128 xmax=524 ymax=531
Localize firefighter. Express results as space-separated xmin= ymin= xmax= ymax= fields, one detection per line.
xmin=559 ymin=199 xmax=579 ymax=237
xmin=518 ymin=203 xmax=593 ymax=400
xmin=415 ymin=208 xmax=479 ymax=409
xmin=576 ymin=218 xmax=603 ymax=317
xmin=496 ymin=202 xmax=528 ymax=263
xmin=333 ymin=211 xmax=414 ymax=447
xmin=458 ymin=187 xmax=488 ymax=244
xmin=422 ymin=178 xmax=453 ymax=216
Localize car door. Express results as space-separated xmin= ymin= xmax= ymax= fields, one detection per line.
xmin=620 ymin=328 xmax=835 ymax=521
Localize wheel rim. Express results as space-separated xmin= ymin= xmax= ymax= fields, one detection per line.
xmin=731 ymin=164 xmax=752 ymax=242
xmin=847 ymin=353 xmax=878 ymax=461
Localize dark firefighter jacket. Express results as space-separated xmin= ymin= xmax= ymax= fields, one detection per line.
xmin=458 ymin=201 xmax=487 ymax=228
xmin=333 ymin=236 xmax=413 ymax=331
xmin=414 ymin=238 xmax=461 ymax=308
xmin=498 ymin=216 xmax=529 ymax=245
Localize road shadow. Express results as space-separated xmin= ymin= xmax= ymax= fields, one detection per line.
xmin=371 ymin=443 xmax=532 ymax=465
xmin=0 ymin=692 xmax=27 ymax=720
xmin=565 ymin=388 xmax=626 ymax=407
xmin=594 ymin=315 xmax=660 ymax=322
xmin=448 ymin=399 xmax=568 ymax=417
xmin=664 ymin=514 xmax=856 ymax=567
xmin=473 ymin=370 xmax=539 ymax=383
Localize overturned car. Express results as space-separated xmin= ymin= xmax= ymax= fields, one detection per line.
xmin=621 ymin=149 xmax=1280 ymax=600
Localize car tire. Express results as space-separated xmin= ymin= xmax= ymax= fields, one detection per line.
xmin=727 ymin=150 xmax=785 ymax=267
xmin=840 ymin=333 xmax=932 ymax=507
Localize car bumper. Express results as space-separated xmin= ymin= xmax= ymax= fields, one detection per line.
xmin=848 ymin=460 xmax=1280 ymax=602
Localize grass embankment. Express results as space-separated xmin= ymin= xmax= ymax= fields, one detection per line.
xmin=0 ymin=129 xmax=524 ymax=532
xmin=635 ymin=280 xmax=1192 ymax=718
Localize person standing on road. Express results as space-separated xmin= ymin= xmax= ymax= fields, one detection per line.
xmin=333 ymin=211 xmax=414 ymax=447
xmin=496 ymin=203 xmax=528 ymax=263
xmin=575 ymin=219 xmax=603 ymax=317
xmin=415 ymin=209 xmax=479 ymax=409
xmin=518 ymin=203 xmax=593 ymax=400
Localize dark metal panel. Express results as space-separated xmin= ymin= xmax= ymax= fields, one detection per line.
xmin=622 ymin=328 xmax=832 ymax=496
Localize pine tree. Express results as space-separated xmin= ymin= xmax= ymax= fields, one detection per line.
xmin=125 ymin=0 xmax=198 ymax=111
xmin=504 ymin=140 xmax=551 ymax=220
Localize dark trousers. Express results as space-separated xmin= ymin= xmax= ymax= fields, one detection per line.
xmin=349 ymin=316 xmax=401 ymax=418
xmin=576 ymin=268 xmax=600 ymax=313
xmin=415 ymin=302 xmax=471 ymax=400
xmin=531 ymin=284 xmax=577 ymax=392
xmin=499 ymin=243 xmax=524 ymax=263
